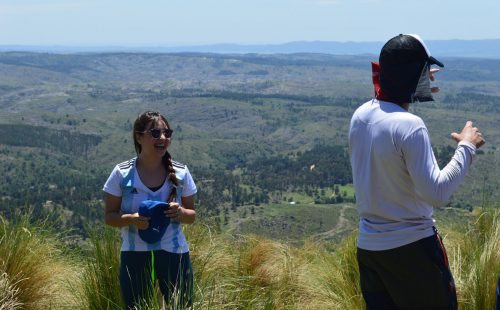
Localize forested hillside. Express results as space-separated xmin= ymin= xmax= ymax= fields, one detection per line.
xmin=0 ymin=52 xmax=498 ymax=239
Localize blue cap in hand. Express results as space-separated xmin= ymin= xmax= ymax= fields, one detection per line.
xmin=138 ymin=200 xmax=170 ymax=243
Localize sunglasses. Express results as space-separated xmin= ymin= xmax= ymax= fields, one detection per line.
xmin=138 ymin=128 xmax=173 ymax=139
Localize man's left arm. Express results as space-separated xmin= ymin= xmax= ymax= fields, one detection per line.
xmin=403 ymin=127 xmax=476 ymax=206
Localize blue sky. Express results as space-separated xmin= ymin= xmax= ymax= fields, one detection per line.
xmin=1 ymin=0 xmax=499 ymax=46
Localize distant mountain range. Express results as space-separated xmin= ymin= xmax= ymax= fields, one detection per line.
xmin=1 ymin=39 xmax=500 ymax=58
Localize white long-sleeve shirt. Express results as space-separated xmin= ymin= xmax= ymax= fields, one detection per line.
xmin=349 ymin=99 xmax=476 ymax=250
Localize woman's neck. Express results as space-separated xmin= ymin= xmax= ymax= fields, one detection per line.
xmin=137 ymin=155 xmax=163 ymax=172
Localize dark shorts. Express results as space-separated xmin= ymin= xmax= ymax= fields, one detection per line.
xmin=357 ymin=229 xmax=457 ymax=310
xmin=120 ymin=250 xmax=193 ymax=309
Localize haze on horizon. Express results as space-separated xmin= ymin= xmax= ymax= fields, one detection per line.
xmin=0 ymin=0 xmax=499 ymax=47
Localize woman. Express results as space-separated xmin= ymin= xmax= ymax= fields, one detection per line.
xmin=103 ymin=111 xmax=197 ymax=309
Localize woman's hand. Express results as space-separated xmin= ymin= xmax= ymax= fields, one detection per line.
xmin=165 ymin=202 xmax=183 ymax=222
xmin=129 ymin=213 xmax=150 ymax=230
xmin=104 ymin=193 xmax=150 ymax=229
xmin=164 ymin=196 xmax=196 ymax=224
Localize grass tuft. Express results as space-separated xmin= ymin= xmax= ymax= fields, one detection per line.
xmin=450 ymin=208 xmax=500 ymax=310
xmin=296 ymin=234 xmax=364 ymax=309
xmin=0 ymin=213 xmax=76 ymax=310
xmin=72 ymin=224 xmax=123 ymax=310
xmin=0 ymin=272 xmax=22 ymax=310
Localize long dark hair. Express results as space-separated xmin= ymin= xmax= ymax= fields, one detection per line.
xmin=133 ymin=111 xmax=178 ymax=202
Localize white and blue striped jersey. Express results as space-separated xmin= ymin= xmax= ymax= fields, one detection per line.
xmin=103 ymin=157 xmax=197 ymax=253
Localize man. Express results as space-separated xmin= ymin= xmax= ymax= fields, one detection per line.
xmin=348 ymin=34 xmax=485 ymax=309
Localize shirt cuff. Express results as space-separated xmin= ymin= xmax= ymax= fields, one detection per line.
xmin=457 ymin=140 xmax=476 ymax=154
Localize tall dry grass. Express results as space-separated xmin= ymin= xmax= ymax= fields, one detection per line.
xmin=185 ymin=222 xmax=363 ymax=309
xmin=75 ymin=225 xmax=197 ymax=310
xmin=449 ymin=208 xmax=500 ymax=310
xmin=297 ymin=234 xmax=364 ymax=310
xmin=0 ymin=272 xmax=22 ymax=310
xmin=185 ymin=223 xmax=310 ymax=309
xmin=186 ymin=210 xmax=499 ymax=309
xmin=0 ymin=214 xmax=77 ymax=310
xmin=2 ymin=207 xmax=498 ymax=309
xmin=72 ymin=225 xmax=123 ymax=310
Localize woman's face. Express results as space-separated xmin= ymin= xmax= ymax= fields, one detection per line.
xmin=136 ymin=120 xmax=171 ymax=158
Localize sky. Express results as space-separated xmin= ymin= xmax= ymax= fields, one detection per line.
xmin=1 ymin=0 xmax=499 ymax=46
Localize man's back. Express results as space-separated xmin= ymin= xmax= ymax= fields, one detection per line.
xmin=351 ymin=34 xmax=484 ymax=310
xmin=349 ymin=99 xmax=436 ymax=250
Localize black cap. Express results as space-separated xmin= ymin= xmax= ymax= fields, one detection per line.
xmin=379 ymin=34 xmax=443 ymax=104
xmin=380 ymin=34 xmax=444 ymax=68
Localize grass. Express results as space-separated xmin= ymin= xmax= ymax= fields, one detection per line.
xmin=1 ymin=207 xmax=499 ymax=309
xmin=67 ymin=206 xmax=500 ymax=309
xmin=318 ymin=184 xmax=356 ymax=200
xmin=299 ymin=235 xmax=364 ymax=309
xmin=187 ymin=225 xmax=308 ymax=309
xmin=449 ymin=207 xmax=500 ymax=309
xmin=185 ymin=223 xmax=364 ymax=309
xmin=0 ymin=272 xmax=22 ymax=310
xmin=72 ymin=225 xmax=123 ymax=310
xmin=0 ymin=212 xmax=77 ymax=310
xmin=224 ymin=203 xmax=346 ymax=242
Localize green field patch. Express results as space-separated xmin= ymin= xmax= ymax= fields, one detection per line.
xmin=224 ymin=203 xmax=355 ymax=243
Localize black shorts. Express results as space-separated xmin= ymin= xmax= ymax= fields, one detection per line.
xmin=120 ymin=250 xmax=193 ymax=309
xmin=357 ymin=229 xmax=457 ymax=310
